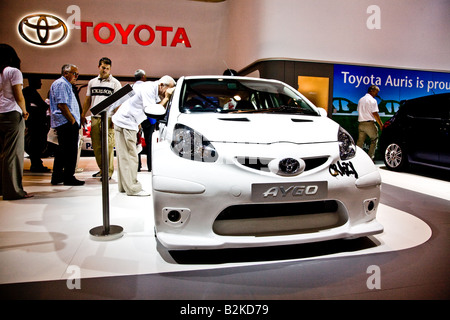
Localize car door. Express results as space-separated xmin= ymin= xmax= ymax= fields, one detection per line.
xmin=406 ymin=96 xmax=442 ymax=166
xmin=438 ymin=94 xmax=450 ymax=166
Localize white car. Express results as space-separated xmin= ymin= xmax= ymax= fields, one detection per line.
xmin=147 ymin=76 xmax=383 ymax=250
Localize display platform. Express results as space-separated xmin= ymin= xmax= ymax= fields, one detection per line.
xmin=0 ymin=157 xmax=440 ymax=285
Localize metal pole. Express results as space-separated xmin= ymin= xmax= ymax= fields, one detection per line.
xmin=101 ymin=111 xmax=110 ymax=234
xmin=89 ymin=111 xmax=123 ymax=241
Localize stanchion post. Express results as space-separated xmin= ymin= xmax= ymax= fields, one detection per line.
xmin=88 ymin=85 xmax=134 ymax=241
xmin=89 ymin=110 xmax=123 ymax=240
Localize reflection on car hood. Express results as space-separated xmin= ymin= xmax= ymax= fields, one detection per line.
xmin=177 ymin=113 xmax=339 ymax=144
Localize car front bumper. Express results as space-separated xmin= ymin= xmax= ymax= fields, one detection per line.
xmin=152 ymin=139 xmax=383 ymax=250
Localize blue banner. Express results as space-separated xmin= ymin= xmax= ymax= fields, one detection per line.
xmin=331 ymin=64 xmax=450 ymax=160
xmin=332 ymin=64 xmax=450 ymax=117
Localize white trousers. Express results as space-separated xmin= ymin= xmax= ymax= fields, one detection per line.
xmin=114 ymin=126 xmax=143 ymax=195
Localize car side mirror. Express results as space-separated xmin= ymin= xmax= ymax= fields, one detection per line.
xmin=144 ymin=104 xmax=166 ymax=120
xmin=318 ymin=108 xmax=328 ymax=117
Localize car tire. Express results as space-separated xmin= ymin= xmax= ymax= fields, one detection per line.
xmin=384 ymin=142 xmax=408 ymax=171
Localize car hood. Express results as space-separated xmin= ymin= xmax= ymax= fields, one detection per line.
xmin=176 ymin=113 xmax=340 ymax=144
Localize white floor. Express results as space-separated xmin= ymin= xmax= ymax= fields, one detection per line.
xmin=0 ymin=156 xmax=443 ymax=285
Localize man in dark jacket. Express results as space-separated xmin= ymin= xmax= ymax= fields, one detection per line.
xmin=23 ymin=75 xmax=50 ymax=172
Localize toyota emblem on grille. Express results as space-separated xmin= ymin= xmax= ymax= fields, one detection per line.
xmin=279 ymin=158 xmax=301 ymax=174
xmin=18 ymin=14 xmax=68 ymax=46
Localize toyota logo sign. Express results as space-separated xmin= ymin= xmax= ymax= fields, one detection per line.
xmin=18 ymin=14 xmax=68 ymax=46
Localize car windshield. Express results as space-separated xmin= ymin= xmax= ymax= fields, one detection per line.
xmin=179 ymin=78 xmax=319 ymax=115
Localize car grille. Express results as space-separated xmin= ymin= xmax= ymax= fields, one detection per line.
xmin=213 ymin=200 xmax=347 ymax=236
xmin=236 ymin=156 xmax=328 ymax=172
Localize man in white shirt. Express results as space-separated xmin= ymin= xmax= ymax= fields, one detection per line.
xmin=82 ymin=57 xmax=122 ymax=179
xmin=112 ymin=75 xmax=176 ymax=196
xmin=356 ymin=85 xmax=383 ymax=160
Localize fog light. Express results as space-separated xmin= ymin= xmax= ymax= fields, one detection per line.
xmin=363 ymin=198 xmax=378 ymax=215
xmin=162 ymin=207 xmax=191 ymax=227
xmin=168 ymin=210 xmax=181 ymax=222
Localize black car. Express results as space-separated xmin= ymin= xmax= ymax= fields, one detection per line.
xmin=380 ymin=93 xmax=450 ymax=171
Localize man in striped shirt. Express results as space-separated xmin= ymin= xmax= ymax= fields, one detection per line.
xmin=82 ymin=57 xmax=122 ymax=180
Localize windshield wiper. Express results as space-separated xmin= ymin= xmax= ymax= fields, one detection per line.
xmin=276 ymin=105 xmax=318 ymax=115
xmin=278 ymin=105 xmax=301 ymax=112
xmin=218 ymin=107 xmax=295 ymax=114
xmin=216 ymin=108 xmax=258 ymax=113
xmin=217 ymin=105 xmax=317 ymax=115
xmin=250 ymin=105 xmax=311 ymax=114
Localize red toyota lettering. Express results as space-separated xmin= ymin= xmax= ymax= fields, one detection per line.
xmin=115 ymin=24 xmax=135 ymax=44
xmin=94 ymin=22 xmax=115 ymax=44
xmin=80 ymin=21 xmax=191 ymax=48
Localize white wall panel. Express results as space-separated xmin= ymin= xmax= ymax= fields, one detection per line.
xmin=226 ymin=0 xmax=450 ymax=72
xmin=1 ymin=0 xmax=448 ymax=78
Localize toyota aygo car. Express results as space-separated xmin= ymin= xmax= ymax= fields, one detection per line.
xmin=147 ymin=76 xmax=383 ymax=250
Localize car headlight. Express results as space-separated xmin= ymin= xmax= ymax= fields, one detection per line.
xmin=171 ymin=124 xmax=218 ymax=162
xmin=338 ymin=126 xmax=356 ymax=160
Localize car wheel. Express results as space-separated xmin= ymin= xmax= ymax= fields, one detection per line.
xmin=384 ymin=142 xmax=408 ymax=171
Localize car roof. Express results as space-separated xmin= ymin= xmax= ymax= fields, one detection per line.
xmin=181 ymin=75 xmax=283 ymax=84
xmin=405 ymin=92 xmax=450 ymax=102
